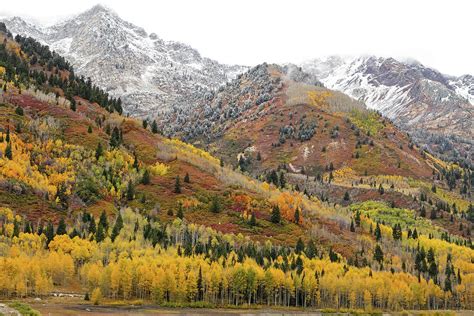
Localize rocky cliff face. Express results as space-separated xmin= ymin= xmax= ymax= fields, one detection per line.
xmin=2 ymin=5 xmax=246 ymax=116
xmin=301 ymin=56 xmax=473 ymax=162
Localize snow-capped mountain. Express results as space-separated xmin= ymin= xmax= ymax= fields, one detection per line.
xmin=2 ymin=5 xmax=246 ymax=116
xmin=301 ymin=56 xmax=473 ymax=157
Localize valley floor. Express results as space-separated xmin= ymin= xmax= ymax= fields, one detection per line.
xmin=2 ymin=298 xmax=471 ymax=316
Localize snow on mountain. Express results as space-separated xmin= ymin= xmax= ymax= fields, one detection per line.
xmin=2 ymin=5 xmax=247 ymax=116
xmin=301 ymin=56 xmax=473 ymax=160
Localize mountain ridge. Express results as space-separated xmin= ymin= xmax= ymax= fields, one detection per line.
xmin=2 ymin=5 xmax=247 ymax=116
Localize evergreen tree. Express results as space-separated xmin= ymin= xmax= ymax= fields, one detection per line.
xmin=392 ymin=223 xmax=402 ymax=240
xmin=96 ymin=222 xmax=105 ymax=242
xmin=343 ymin=191 xmax=350 ymax=201
xmin=87 ymin=125 xmax=92 ymax=133
xmin=378 ymin=184 xmax=384 ymax=195
xmin=95 ymin=142 xmax=103 ymax=160
xmin=184 ymin=172 xmax=190 ymax=183
xmin=375 ymin=222 xmax=382 ymax=241
xmin=141 ymin=169 xmax=151 ymax=185
xmin=56 ymin=217 xmax=67 ymax=235
xmin=111 ymin=212 xmax=123 ymax=242
xmin=412 ymin=228 xmax=418 ymax=239
xmin=279 ymin=172 xmax=286 ymax=188
xmin=354 ymin=210 xmax=361 ymax=227
xmin=5 ymin=127 xmax=10 ymax=143
xmin=5 ymin=142 xmax=12 ymax=160
xmin=420 ymin=205 xmax=426 ymax=217
xmin=15 ymin=106 xmax=24 ymax=116
xmin=294 ymin=207 xmax=300 ymax=224
xmin=350 ymin=219 xmax=355 ymax=232
xmin=88 ymin=217 xmax=96 ymax=235
xmin=177 ymin=203 xmax=184 ymax=219
xmin=197 ymin=266 xmax=203 ymax=301
xmin=209 ymin=196 xmax=221 ymax=213
xmin=174 ymin=176 xmax=181 ymax=193
xmin=373 ymin=244 xmax=384 ymax=264
xmin=109 ymin=127 xmax=121 ymax=148
xmin=70 ymin=98 xmax=76 ymax=111
xmin=98 ymin=210 xmax=108 ymax=232
xmin=126 ymin=180 xmax=134 ymax=200
xmin=306 ymin=240 xmax=317 ymax=259
xmin=133 ymin=153 xmax=139 ymax=171
xmin=271 ymin=205 xmax=281 ymax=224
xmin=249 ymin=213 xmax=256 ymax=226
xmin=45 ymin=221 xmax=55 ymax=245
xmin=151 ymin=120 xmax=158 ymax=134
xmin=329 ymin=248 xmax=338 ymax=262
xmin=142 ymin=119 xmax=148 ymax=129
xmin=295 ymin=237 xmax=305 ymax=254
xmin=12 ymin=218 xmax=20 ymax=238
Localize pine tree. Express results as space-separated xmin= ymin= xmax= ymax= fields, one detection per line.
xmin=70 ymin=98 xmax=76 ymax=111
xmin=295 ymin=237 xmax=305 ymax=254
xmin=420 ymin=205 xmax=426 ymax=217
xmin=56 ymin=217 xmax=67 ymax=235
xmin=96 ymin=222 xmax=105 ymax=242
xmin=343 ymin=191 xmax=350 ymax=201
xmin=45 ymin=221 xmax=55 ymax=245
xmin=151 ymin=120 xmax=158 ymax=134
xmin=256 ymin=152 xmax=261 ymax=161
xmin=99 ymin=210 xmax=108 ymax=232
xmin=5 ymin=127 xmax=10 ymax=143
xmin=375 ymin=223 xmax=382 ymax=241
xmin=373 ymin=244 xmax=384 ymax=264
xmin=197 ymin=266 xmax=203 ymax=301
xmin=5 ymin=142 xmax=12 ymax=160
xmin=249 ymin=213 xmax=256 ymax=226
xmin=279 ymin=172 xmax=286 ymax=188
xmin=184 ymin=172 xmax=190 ymax=183
xmin=350 ymin=219 xmax=355 ymax=232
xmin=88 ymin=217 xmax=96 ymax=235
xmin=306 ymin=240 xmax=317 ymax=259
xmin=174 ymin=176 xmax=181 ymax=193
xmin=412 ymin=228 xmax=418 ymax=239
xmin=133 ymin=153 xmax=139 ymax=171
xmin=271 ymin=205 xmax=281 ymax=224
xmin=12 ymin=218 xmax=20 ymax=238
xmin=392 ymin=223 xmax=402 ymax=240
xmin=87 ymin=125 xmax=92 ymax=133
xmin=126 ymin=180 xmax=134 ymax=200
xmin=142 ymin=119 xmax=148 ymax=129
xmin=111 ymin=212 xmax=123 ymax=242
xmin=110 ymin=127 xmax=121 ymax=148
xmin=378 ymin=184 xmax=384 ymax=195
xmin=141 ymin=169 xmax=151 ymax=185
xmin=95 ymin=142 xmax=103 ymax=160
xmin=209 ymin=196 xmax=221 ymax=213
xmin=15 ymin=106 xmax=24 ymax=116
xmin=294 ymin=207 xmax=300 ymax=224
xmin=354 ymin=210 xmax=361 ymax=227
xmin=177 ymin=203 xmax=184 ymax=219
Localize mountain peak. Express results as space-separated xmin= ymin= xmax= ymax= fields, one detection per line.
xmin=83 ymin=4 xmax=115 ymax=16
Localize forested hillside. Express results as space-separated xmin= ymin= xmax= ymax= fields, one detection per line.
xmin=0 ymin=23 xmax=473 ymax=312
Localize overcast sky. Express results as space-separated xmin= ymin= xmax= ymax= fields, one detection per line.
xmin=1 ymin=0 xmax=473 ymax=76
